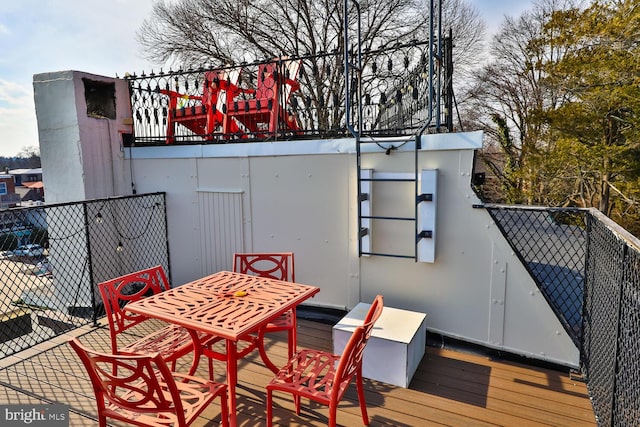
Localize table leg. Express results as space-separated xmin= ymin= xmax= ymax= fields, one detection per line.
xmin=186 ymin=329 xmax=203 ymax=376
xmin=257 ymin=326 xmax=279 ymax=374
xmin=227 ymin=339 xmax=238 ymax=427
xmin=258 ymin=310 xmax=298 ymax=374
xmin=289 ymin=308 xmax=297 ymax=359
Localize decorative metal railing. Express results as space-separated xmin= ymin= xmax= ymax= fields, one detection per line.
xmin=126 ymin=40 xmax=450 ymax=146
xmin=0 ymin=193 xmax=169 ymax=359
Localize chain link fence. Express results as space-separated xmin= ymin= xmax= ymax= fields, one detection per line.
xmin=0 ymin=193 xmax=168 ymax=359
xmin=583 ymin=213 xmax=640 ymax=426
xmin=487 ymin=205 xmax=640 ymax=427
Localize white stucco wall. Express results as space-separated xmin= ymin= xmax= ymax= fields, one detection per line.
xmin=33 ymin=72 xmax=580 ymax=368
xmin=33 ymin=70 xmax=132 ymax=203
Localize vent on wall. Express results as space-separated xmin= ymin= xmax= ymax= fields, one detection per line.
xmin=197 ymin=190 xmax=245 ymax=276
xmin=83 ymin=79 xmax=116 ymax=119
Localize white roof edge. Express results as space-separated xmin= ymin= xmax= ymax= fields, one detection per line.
xmin=127 ymin=131 xmax=483 ymax=159
xmin=9 ymin=168 xmax=43 ymax=174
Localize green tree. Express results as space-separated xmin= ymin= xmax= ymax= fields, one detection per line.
xmin=541 ymin=0 xmax=640 ymax=231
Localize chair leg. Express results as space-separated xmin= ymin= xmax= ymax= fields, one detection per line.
xmin=356 ymin=371 xmax=370 ymax=425
xmin=287 ymin=327 xmax=295 ymax=360
xmin=208 ymin=353 xmax=214 ymax=381
xmin=166 ymin=116 xmax=175 ymax=144
xmin=294 ymin=394 xmax=301 ymax=415
xmin=266 ymin=389 xmax=273 ymax=427
xmin=205 ymin=342 xmax=215 ymax=380
xmin=328 ymin=402 xmax=338 ymax=427
xmin=288 ymin=308 xmax=297 ymax=360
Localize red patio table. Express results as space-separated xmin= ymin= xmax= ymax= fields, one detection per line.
xmin=124 ymin=270 xmax=320 ymax=427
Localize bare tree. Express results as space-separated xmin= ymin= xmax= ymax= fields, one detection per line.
xmin=465 ymin=0 xmax=581 ymax=204
xmin=137 ymin=0 xmax=485 ymax=127
xmin=426 ymin=0 xmax=486 ymax=80
xmin=137 ymin=0 xmax=427 ymax=67
xmin=17 ymin=146 xmax=40 ymax=159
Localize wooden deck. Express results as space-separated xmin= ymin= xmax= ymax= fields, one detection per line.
xmin=0 ymin=318 xmax=595 ymax=426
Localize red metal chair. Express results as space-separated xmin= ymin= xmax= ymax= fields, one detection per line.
xmin=68 ymin=337 xmax=229 ymax=427
xmin=265 ymin=295 xmax=384 ymax=427
xmin=161 ymin=68 xmax=241 ymax=144
xmin=233 ymin=252 xmax=297 ymax=362
xmin=98 ymin=265 xmax=212 ymax=377
xmin=223 ymin=58 xmax=301 ymax=139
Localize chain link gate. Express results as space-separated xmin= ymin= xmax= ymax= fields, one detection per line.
xmin=0 ymin=193 xmax=168 ymax=359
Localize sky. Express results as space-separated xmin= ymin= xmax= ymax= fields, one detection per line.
xmin=0 ymin=0 xmax=531 ymax=158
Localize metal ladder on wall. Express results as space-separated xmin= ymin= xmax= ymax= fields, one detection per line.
xmin=356 ymin=138 xmax=434 ymax=260
xmin=344 ymin=0 xmax=449 ymax=261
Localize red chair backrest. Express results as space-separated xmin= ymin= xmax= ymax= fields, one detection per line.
xmin=332 ymin=295 xmax=384 ymax=400
xmin=68 ymin=337 xmax=188 ymax=425
xmin=233 ymin=252 xmax=295 ymax=282
xmin=254 ymin=59 xmax=301 ymax=103
xmin=202 ymin=68 xmax=241 ymax=109
xmin=255 ymin=62 xmax=278 ymax=101
xmin=98 ymin=266 xmax=170 ymax=352
xmin=202 ymin=71 xmax=223 ymax=106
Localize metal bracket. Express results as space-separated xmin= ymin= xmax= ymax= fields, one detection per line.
xmin=417 ymin=193 xmax=433 ymax=203
xmin=416 ymin=230 xmax=433 ymax=242
xmin=359 ymin=227 xmax=369 ymax=238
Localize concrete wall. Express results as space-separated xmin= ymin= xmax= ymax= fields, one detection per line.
xmin=33 ymin=72 xmax=580 ymax=368
xmin=33 ymin=71 xmax=132 ymax=203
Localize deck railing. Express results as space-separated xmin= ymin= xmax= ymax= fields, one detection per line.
xmin=126 ymin=40 xmax=451 ymax=146
xmin=487 ymin=205 xmax=640 ymax=426
xmin=0 ymin=193 xmax=169 ymax=359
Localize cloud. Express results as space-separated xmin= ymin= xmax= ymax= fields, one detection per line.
xmin=0 ymin=24 xmax=9 ymax=35
xmin=0 ymin=78 xmax=31 ymax=108
xmin=0 ymin=79 xmax=38 ymax=156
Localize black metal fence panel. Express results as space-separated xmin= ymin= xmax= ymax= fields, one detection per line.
xmin=0 ymin=193 xmax=168 ymax=359
xmin=582 ymin=217 xmax=622 ymax=426
xmin=615 ymin=246 xmax=640 ymax=425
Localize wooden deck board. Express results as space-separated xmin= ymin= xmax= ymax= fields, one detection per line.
xmin=0 ymin=319 xmax=595 ymax=426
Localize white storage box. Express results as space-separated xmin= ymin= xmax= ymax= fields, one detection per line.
xmin=333 ymin=303 xmax=427 ymax=388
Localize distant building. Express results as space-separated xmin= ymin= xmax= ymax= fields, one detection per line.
xmin=9 ymin=168 xmax=44 ymax=203
xmin=0 ymin=174 xmax=20 ymax=209
xmin=9 ymin=168 xmax=43 ymax=186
